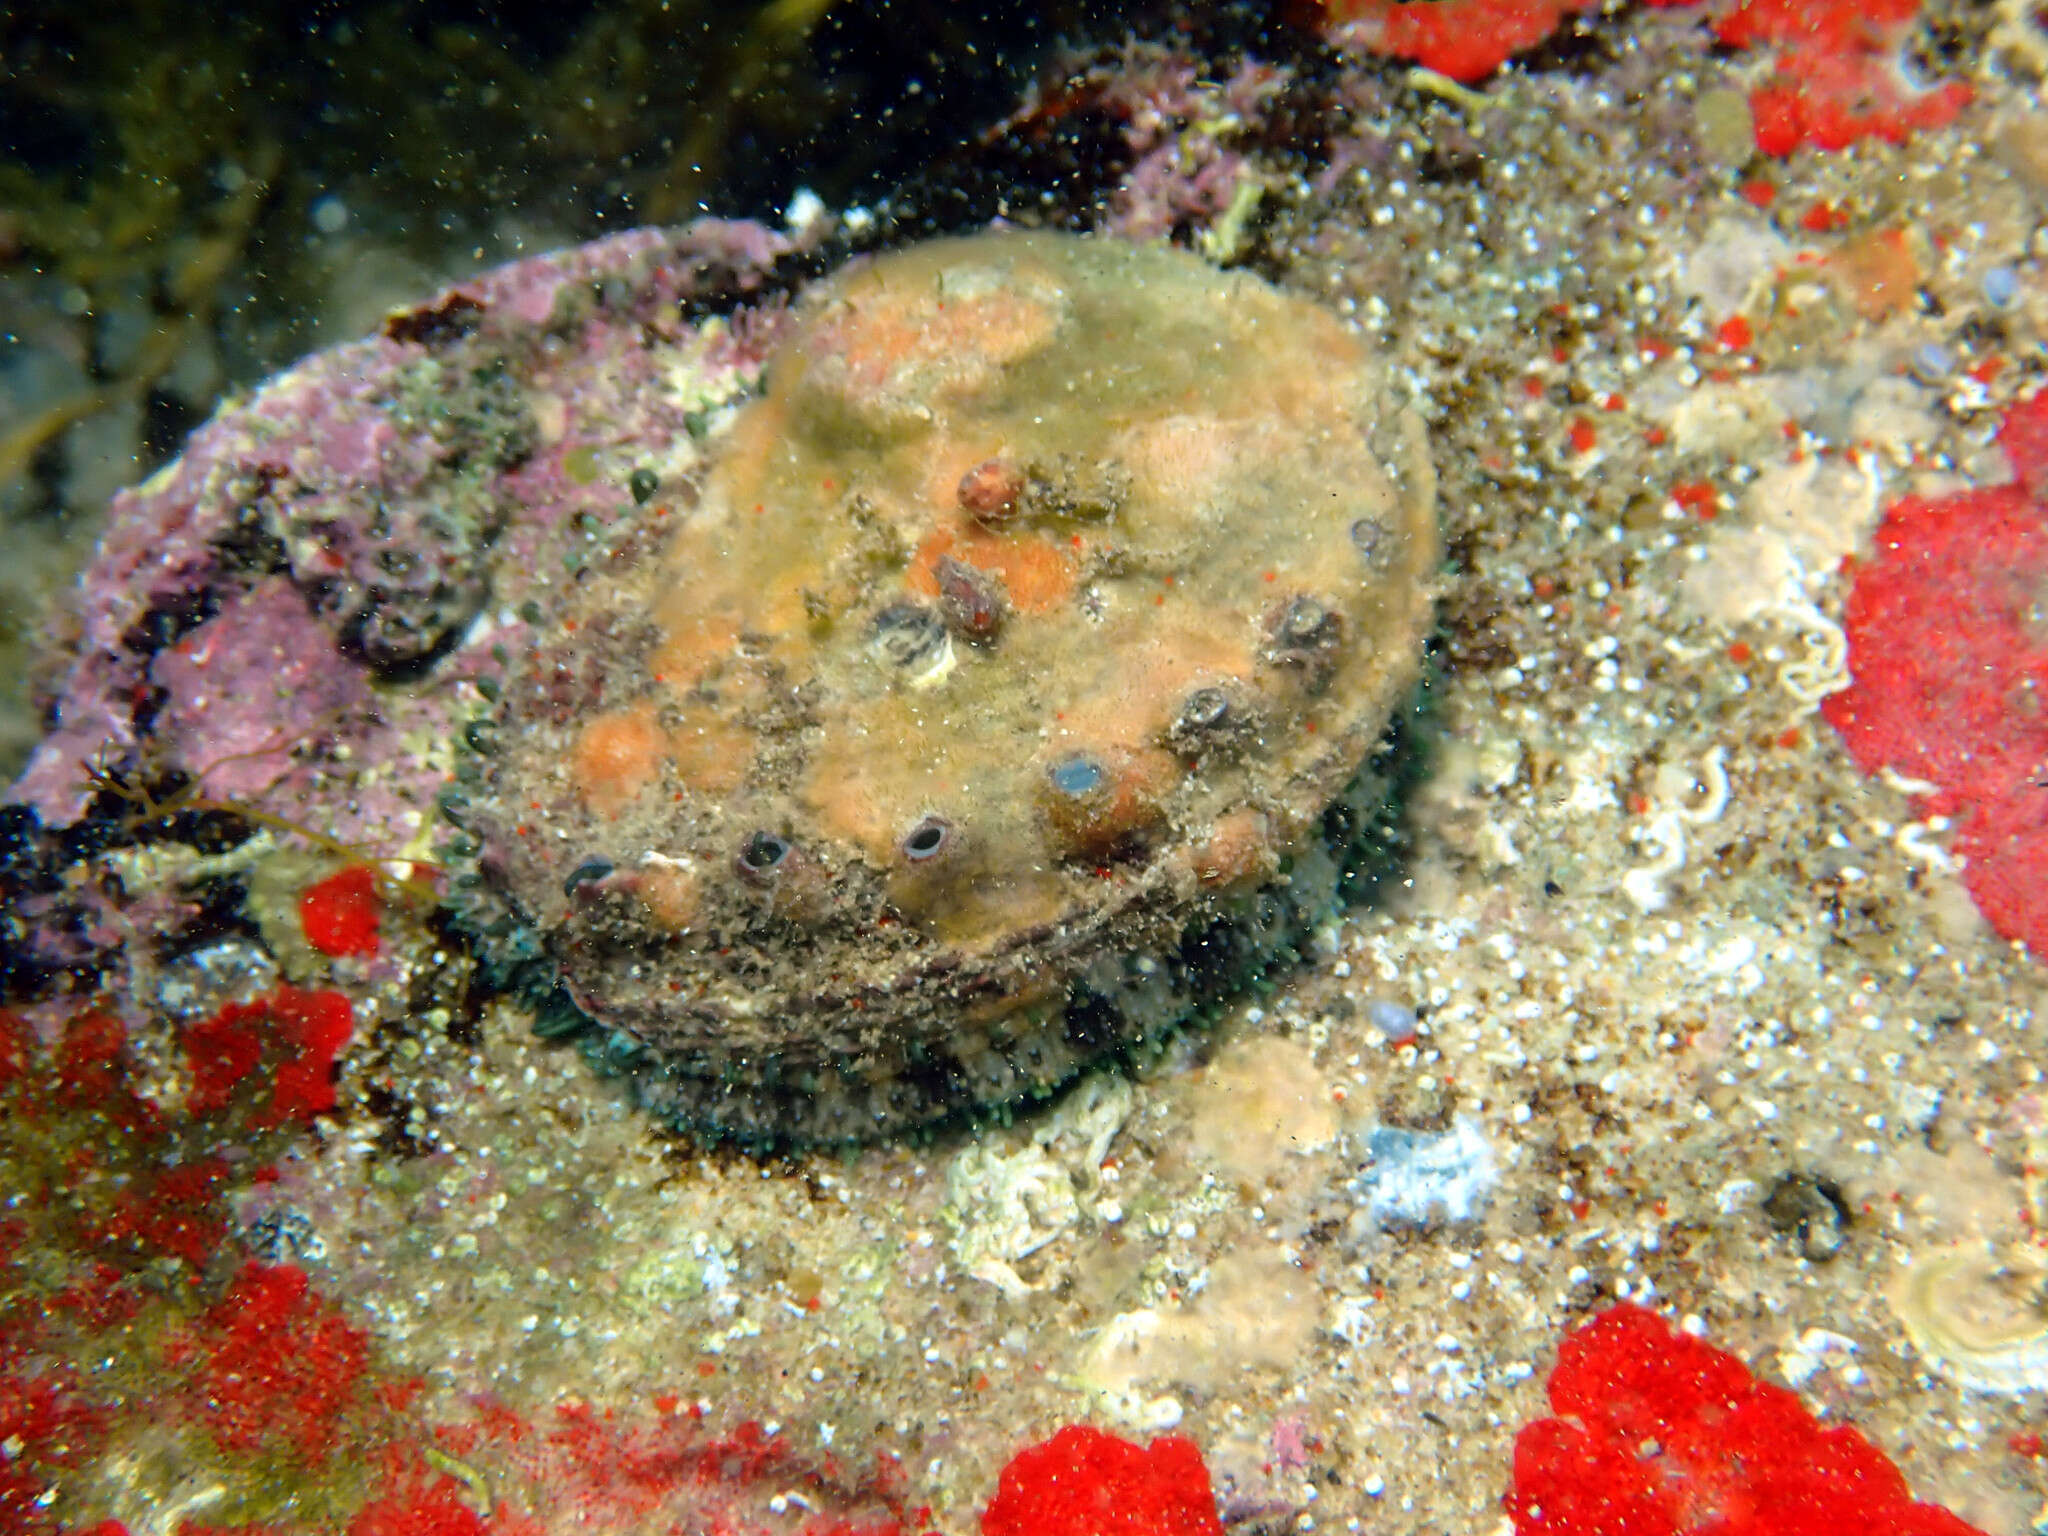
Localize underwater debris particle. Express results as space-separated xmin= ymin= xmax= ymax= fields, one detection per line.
xmin=1353 ymin=1116 xmax=1497 ymax=1227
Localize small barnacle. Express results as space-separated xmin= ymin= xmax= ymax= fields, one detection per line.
xmin=246 ymin=1207 xmax=328 ymax=1265
xmin=869 ymin=603 xmax=945 ymax=667
xmin=1263 ymin=594 xmax=1345 ymax=685
xmin=1165 ymin=683 xmax=1258 ymax=758
xmin=900 ymin=815 xmax=955 ymax=863
xmin=1908 ymin=341 xmax=1956 ymax=386
xmin=1762 ymin=1171 xmax=1850 ymax=1263
xmin=868 ymin=603 xmax=956 ymax=687
xmin=1176 ymin=687 xmax=1230 ymax=734
xmin=735 ymin=830 xmax=794 ymax=882
xmin=1274 ymin=595 xmax=1339 ymax=649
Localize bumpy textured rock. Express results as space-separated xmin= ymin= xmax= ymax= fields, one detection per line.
xmin=461 ymin=232 xmax=1436 ymax=1145
xmin=11 ymin=222 xmax=795 ymax=849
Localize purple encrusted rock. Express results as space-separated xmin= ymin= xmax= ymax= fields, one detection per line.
xmin=13 ymin=220 xmax=799 ymax=851
xmin=147 ymin=577 xmax=377 ymax=802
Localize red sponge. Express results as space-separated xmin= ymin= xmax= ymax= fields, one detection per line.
xmin=1507 ymin=1305 xmax=1985 ymax=1535
xmin=983 ymin=1425 xmax=1223 ymax=1536
xmin=1822 ymin=391 xmax=2048 ymax=960
xmin=1715 ymin=0 xmax=1972 ymax=155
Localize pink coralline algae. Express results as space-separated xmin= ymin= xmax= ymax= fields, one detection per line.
xmin=146 ymin=576 xmax=379 ymax=804
xmin=1822 ymin=389 xmax=2048 ymax=962
xmin=11 ymin=221 xmax=798 ymax=853
xmin=1506 ymin=1305 xmax=1985 ymax=1536
xmin=1089 ymin=53 xmax=1288 ymax=242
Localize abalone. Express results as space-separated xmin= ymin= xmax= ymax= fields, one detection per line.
xmin=462 ymin=231 xmax=1437 ymax=1145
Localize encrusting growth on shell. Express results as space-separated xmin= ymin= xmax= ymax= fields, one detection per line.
xmin=459 ymin=231 xmax=1437 ymax=1145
